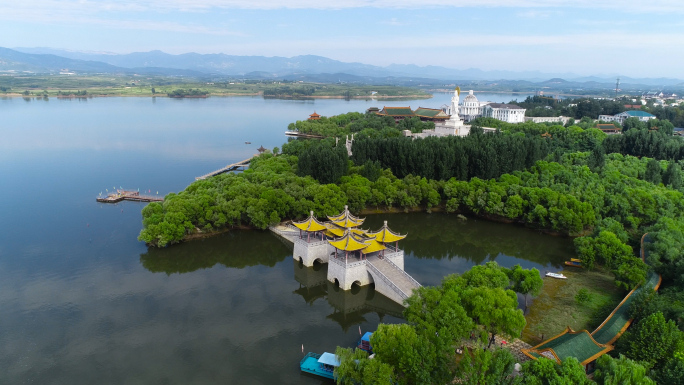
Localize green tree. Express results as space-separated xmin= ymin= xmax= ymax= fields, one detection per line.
xmin=334 ymin=347 xmax=395 ymax=385
xmin=644 ymin=159 xmax=662 ymax=185
xmin=462 ymin=286 xmax=526 ymax=348
xmin=652 ymin=356 xmax=684 ymax=385
xmin=514 ymin=357 xmax=593 ymax=385
xmin=575 ymin=288 xmax=591 ymax=304
xmin=663 ymin=162 xmax=682 ymax=190
xmin=507 ymin=264 xmax=543 ymax=309
xmin=455 ymin=348 xmax=516 ymax=385
xmin=618 ymin=312 xmax=684 ymax=369
xmin=593 ymin=354 xmax=655 ymax=385
xmin=371 ymin=323 xmax=443 ymax=385
xmin=404 ymin=286 xmax=474 ymax=345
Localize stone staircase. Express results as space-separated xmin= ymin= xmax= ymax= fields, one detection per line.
xmin=367 ymin=255 xmax=421 ymax=301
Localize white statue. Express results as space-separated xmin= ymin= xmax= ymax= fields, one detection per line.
xmin=443 ymin=86 xmax=467 ymax=136
xmin=450 ymin=86 xmax=460 ymax=117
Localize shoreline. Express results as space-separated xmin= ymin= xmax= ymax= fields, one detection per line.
xmin=2 ymin=93 xmax=430 ymax=100
xmin=158 ymin=204 xmax=577 ymax=247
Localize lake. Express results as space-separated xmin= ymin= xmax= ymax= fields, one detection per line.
xmin=0 ymin=94 xmax=574 ymax=384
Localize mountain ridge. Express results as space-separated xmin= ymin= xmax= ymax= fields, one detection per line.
xmin=4 ymin=47 xmax=683 ymax=89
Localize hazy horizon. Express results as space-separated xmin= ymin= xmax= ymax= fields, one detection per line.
xmin=1 ymin=1 xmax=682 ymax=78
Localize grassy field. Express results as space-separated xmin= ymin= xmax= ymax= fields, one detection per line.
xmin=522 ymin=268 xmax=625 ymax=346
xmin=0 ymin=75 xmax=431 ymax=99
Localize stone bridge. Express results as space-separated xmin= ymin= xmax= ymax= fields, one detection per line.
xmin=270 ymin=224 xmax=421 ymax=306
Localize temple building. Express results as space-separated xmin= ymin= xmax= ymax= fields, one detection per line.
xmin=375 ymin=106 xmax=415 ymax=122
xmin=283 ymin=207 xmax=419 ymax=305
xmin=308 ymin=112 xmax=321 ymax=121
xmin=413 ymin=107 xmax=450 ymax=122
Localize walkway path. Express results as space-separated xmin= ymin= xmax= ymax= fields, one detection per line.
xmin=366 ymin=255 xmax=421 ymax=300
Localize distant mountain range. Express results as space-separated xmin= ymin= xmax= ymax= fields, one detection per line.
xmin=4 ymin=47 xmax=684 ymax=90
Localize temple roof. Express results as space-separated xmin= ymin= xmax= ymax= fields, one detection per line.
xmin=361 ymin=239 xmax=387 ymax=254
xmin=367 ymin=220 xmax=407 ymax=243
xmin=522 ymin=327 xmax=613 ymax=366
xmin=328 ymin=230 xmax=373 ymax=252
xmin=377 ymin=106 xmax=414 ymax=117
xmin=414 ymin=107 xmax=449 ymax=119
xmin=292 ymin=211 xmax=327 ymax=232
xmin=328 ymin=205 xmax=365 ymax=228
xmin=324 ymin=224 xmax=368 ymax=238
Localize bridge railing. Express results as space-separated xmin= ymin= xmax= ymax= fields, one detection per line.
xmin=384 ymin=256 xmax=422 ymax=288
xmin=329 ymin=255 xmax=366 ymax=269
xmin=295 ymin=238 xmax=329 ymax=247
xmin=366 ymin=260 xmax=409 ymax=300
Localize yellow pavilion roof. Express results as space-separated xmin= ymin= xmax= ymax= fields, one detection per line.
xmin=292 ymin=211 xmax=327 ymax=232
xmin=327 ymin=205 xmax=365 ymax=227
xmin=328 ymin=231 xmax=373 ymax=252
xmin=361 ymin=240 xmax=387 ymax=254
xmin=367 ymin=220 xmax=407 ymax=243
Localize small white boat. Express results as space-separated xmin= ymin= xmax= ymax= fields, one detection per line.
xmin=546 ymin=272 xmax=567 ymax=279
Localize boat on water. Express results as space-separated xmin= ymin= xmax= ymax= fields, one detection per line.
xmin=546 ymin=272 xmax=567 ymax=279
xmin=564 ymin=258 xmax=583 ymax=268
xmin=245 ymin=141 xmax=251 ymax=144
xmin=300 ymin=352 xmax=340 ymax=380
xmin=358 ymin=332 xmax=373 ymax=353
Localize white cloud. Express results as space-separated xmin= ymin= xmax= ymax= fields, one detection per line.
xmin=3 ymin=0 xmax=684 ymax=13
xmin=380 ymin=18 xmax=406 ymax=26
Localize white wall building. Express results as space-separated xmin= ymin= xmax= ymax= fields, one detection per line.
xmin=525 ymin=116 xmax=572 ymax=125
xmin=481 ymin=103 xmax=526 ymax=123
xmin=598 ymin=110 xmax=656 ymax=124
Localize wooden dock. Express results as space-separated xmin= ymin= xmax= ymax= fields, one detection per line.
xmin=96 ymin=190 xmax=163 ymax=203
xmin=195 ymin=157 xmax=252 ymax=180
xmin=284 ymin=131 xmax=324 ymax=139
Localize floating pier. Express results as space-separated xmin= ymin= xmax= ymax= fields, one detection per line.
xmin=96 ymin=190 xmax=163 ymax=203
xmin=195 ymin=157 xmax=253 ymax=180
xmin=285 ymin=131 xmax=324 ymax=139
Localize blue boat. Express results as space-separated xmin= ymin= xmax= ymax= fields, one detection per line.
xmin=300 ymin=352 xmax=340 ymax=380
xmin=357 ymin=332 xmax=373 ymax=353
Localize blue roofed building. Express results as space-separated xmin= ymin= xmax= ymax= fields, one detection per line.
xmin=598 ymin=110 xmax=656 ymax=124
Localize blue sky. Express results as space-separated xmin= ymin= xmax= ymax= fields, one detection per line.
xmin=2 ymin=0 xmax=683 ymax=78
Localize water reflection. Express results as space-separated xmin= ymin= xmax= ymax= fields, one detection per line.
xmin=363 ymin=213 xmax=572 ymax=267
xmin=293 ymin=262 xmax=405 ymax=332
xmin=140 ymin=230 xmax=291 ymax=273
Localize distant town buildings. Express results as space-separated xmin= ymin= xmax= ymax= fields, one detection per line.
xmin=481 ymin=103 xmax=526 ymax=123
xmin=443 ymin=89 xmax=527 ymax=124
xmin=373 ymin=106 xmax=450 ymax=123
xmin=596 ymin=123 xmax=621 ymax=134
xmin=598 ymin=110 xmax=656 ymax=124
xmin=525 ymin=116 xmax=573 ymax=125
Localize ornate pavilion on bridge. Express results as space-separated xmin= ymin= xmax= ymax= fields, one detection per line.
xmin=292 ymin=206 xmax=406 ymax=264
xmin=288 ymin=206 xmax=419 ymax=305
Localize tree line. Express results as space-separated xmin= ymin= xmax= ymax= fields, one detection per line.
xmin=139 ymin=111 xmax=684 ymax=383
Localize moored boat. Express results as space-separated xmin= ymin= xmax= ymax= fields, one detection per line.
xmin=546 ymin=272 xmax=567 ymax=279
xmin=564 ymin=258 xmax=583 ymax=268
xmin=300 ymin=352 xmax=340 ymax=380
xmin=358 ymin=332 xmax=373 ymax=353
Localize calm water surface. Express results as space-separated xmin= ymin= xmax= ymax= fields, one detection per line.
xmin=0 ymin=94 xmax=574 ymax=384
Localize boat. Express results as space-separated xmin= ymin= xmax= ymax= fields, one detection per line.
xmin=357 ymin=332 xmax=373 ymax=353
xmin=546 ymin=272 xmax=567 ymax=279
xmin=564 ymin=258 xmax=583 ymax=268
xmin=300 ymin=352 xmax=339 ymax=380
xmin=245 ymin=141 xmax=251 ymax=144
